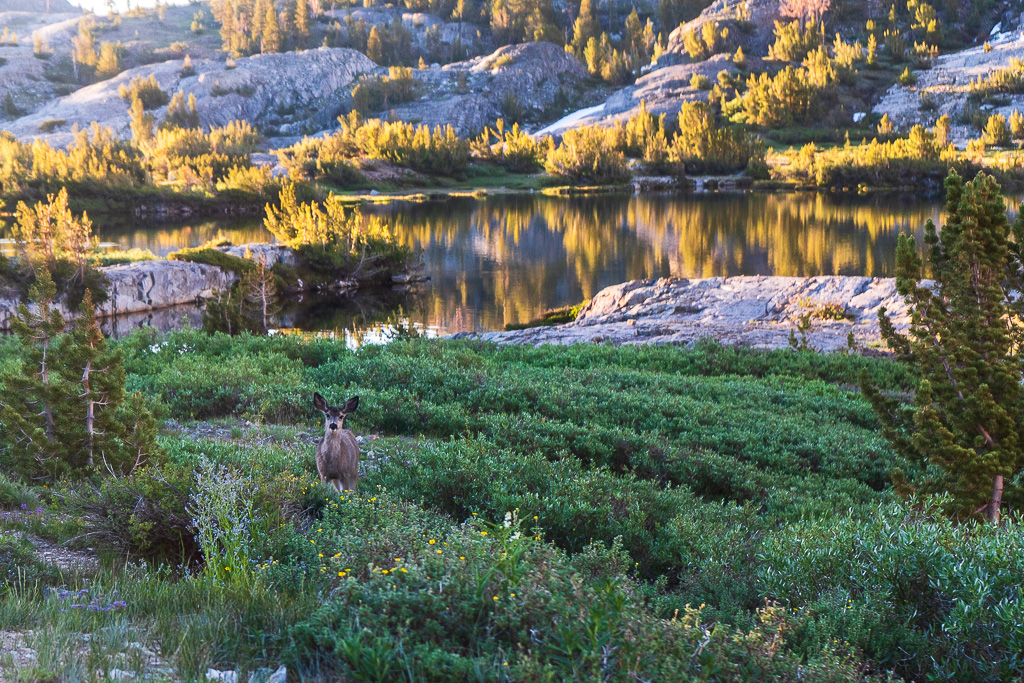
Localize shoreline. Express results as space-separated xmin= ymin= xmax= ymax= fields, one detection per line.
xmin=451 ymin=275 xmax=913 ymax=352
xmin=0 ymin=244 xmax=420 ymax=332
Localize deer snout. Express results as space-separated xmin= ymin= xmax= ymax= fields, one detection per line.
xmin=329 ymin=422 xmax=338 ymax=431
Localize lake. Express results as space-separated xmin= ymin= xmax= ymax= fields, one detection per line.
xmin=16 ymin=190 xmax=1012 ymax=339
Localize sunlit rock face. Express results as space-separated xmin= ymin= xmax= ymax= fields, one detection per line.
xmin=4 ymin=47 xmax=376 ymax=145
xmin=384 ymin=41 xmax=592 ymax=136
xmin=462 ymin=275 xmax=916 ymax=352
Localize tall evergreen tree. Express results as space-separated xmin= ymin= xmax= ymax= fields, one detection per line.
xmin=862 ymin=171 xmax=1024 ymax=524
xmin=295 ymin=0 xmax=310 ymax=46
xmin=366 ymin=25 xmax=383 ymax=63
xmin=571 ymin=0 xmax=600 ymax=56
xmin=262 ymin=3 xmax=281 ymax=53
xmin=0 ymin=270 xmax=67 ymax=473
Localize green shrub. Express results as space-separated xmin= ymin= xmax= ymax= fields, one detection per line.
xmin=118 ymin=74 xmax=169 ymax=110
xmin=983 ymin=113 xmax=1010 ymax=146
xmin=758 ymin=501 xmax=1024 ymax=680
xmin=544 ymin=126 xmax=630 ymax=185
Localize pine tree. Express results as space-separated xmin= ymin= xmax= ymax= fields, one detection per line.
xmin=0 ymin=270 xmax=67 ymax=475
xmin=96 ymin=42 xmax=122 ymax=79
xmin=59 ymin=290 xmax=128 ymax=469
xmin=0 ymin=282 xmax=160 ymax=478
xmin=862 ymin=171 xmax=1024 ymax=524
xmin=366 ymin=25 xmax=383 ymax=63
xmin=129 ymin=94 xmax=155 ymax=147
xmin=262 ymin=4 xmax=281 ymax=53
xmin=571 ymin=0 xmax=600 ymax=57
xmin=295 ymin=0 xmax=310 ymax=46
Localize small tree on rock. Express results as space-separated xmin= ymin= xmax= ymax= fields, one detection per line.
xmin=862 ymin=171 xmax=1024 ymax=524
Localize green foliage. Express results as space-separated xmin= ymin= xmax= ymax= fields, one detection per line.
xmin=504 ymin=300 xmax=587 ymax=330
xmin=263 ymin=183 xmax=410 ymax=282
xmin=472 ymin=119 xmax=544 ymax=172
xmin=768 ymin=19 xmax=824 ymax=62
xmin=681 ymin=20 xmax=729 ymax=61
xmin=0 ymin=123 xmax=147 ymax=203
xmin=669 ymin=101 xmax=766 ymax=175
xmin=969 ymin=57 xmax=1024 ymax=99
xmin=350 ymin=66 xmax=416 ymax=114
xmin=160 ymin=90 xmax=200 ymax=131
xmin=779 ymin=126 xmax=969 ymax=188
xmin=0 ymin=278 xmax=160 ymax=480
xmin=983 ymin=113 xmax=1010 ymax=146
xmin=355 ymin=119 xmax=471 ymax=175
xmin=544 ymin=126 xmax=629 ymax=185
xmin=168 ymin=245 xmax=255 ymax=274
xmin=898 ymin=66 xmax=917 ymax=86
xmin=738 ymin=63 xmax=836 ymax=129
xmin=759 ymin=500 xmax=1024 ymax=680
xmin=118 ymin=74 xmax=170 ymax=110
xmin=864 ymin=171 xmax=1024 ymax=523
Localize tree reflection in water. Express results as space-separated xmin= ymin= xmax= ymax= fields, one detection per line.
xmin=86 ymin=191 xmax=1012 ymax=336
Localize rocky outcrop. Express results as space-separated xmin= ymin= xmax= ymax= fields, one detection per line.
xmin=536 ymin=54 xmax=739 ymax=136
xmin=324 ymin=7 xmax=482 ymax=60
xmin=457 ymin=276 xmax=914 ymax=352
xmin=4 ymin=47 xmax=376 ymax=145
xmin=662 ymin=0 xmax=781 ymax=65
xmin=0 ymin=259 xmax=235 ymax=331
xmin=383 ymin=42 xmax=593 ymax=136
xmin=0 ymin=11 xmax=86 ymax=116
xmin=874 ymin=30 xmax=1024 ymax=145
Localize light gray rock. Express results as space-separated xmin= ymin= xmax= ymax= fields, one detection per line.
xmin=5 ymin=47 xmax=376 ymax=146
xmin=99 ymin=260 xmax=237 ymax=319
xmin=459 ymin=276 xmax=915 ymax=352
xmin=219 ymin=243 xmax=297 ymax=268
xmin=537 ymin=55 xmax=737 ymax=137
xmin=874 ymin=34 xmax=1024 ymax=145
xmin=206 ymin=669 xmax=239 ymax=683
xmin=383 ymin=42 xmax=592 ymax=136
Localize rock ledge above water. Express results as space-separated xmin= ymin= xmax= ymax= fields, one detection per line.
xmin=456 ymin=276 xmax=915 ymax=352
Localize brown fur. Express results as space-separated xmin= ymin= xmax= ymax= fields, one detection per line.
xmin=313 ymin=393 xmax=360 ymax=493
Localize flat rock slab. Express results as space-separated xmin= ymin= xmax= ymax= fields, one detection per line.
xmin=0 ymin=260 xmax=236 ymax=331
xmin=459 ymin=276 xmax=914 ymax=352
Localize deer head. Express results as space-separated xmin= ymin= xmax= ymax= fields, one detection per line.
xmin=313 ymin=392 xmax=359 ymax=434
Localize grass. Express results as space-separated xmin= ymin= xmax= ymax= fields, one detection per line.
xmin=1 ymin=332 xmax=1022 ymax=680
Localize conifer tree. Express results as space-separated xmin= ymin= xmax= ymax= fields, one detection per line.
xmin=129 ymin=93 xmax=155 ymax=147
xmin=262 ymin=4 xmax=281 ymax=53
xmin=0 ymin=283 xmax=160 ymax=478
xmin=0 ymin=270 xmax=67 ymax=472
xmin=366 ymin=25 xmax=383 ymax=63
xmin=571 ymin=0 xmax=600 ymax=57
xmin=862 ymin=171 xmax=1024 ymax=524
xmin=295 ymin=0 xmax=310 ymax=46
xmin=96 ymin=41 xmax=122 ymax=79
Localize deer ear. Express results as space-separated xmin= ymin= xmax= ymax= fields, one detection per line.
xmin=344 ymin=395 xmax=359 ymax=414
xmin=313 ymin=392 xmax=327 ymax=412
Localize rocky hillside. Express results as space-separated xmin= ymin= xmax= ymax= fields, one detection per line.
xmin=4 ymin=47 xmax=375 ymax=145
xmin=461 ymin=275 xmax=913 ymax=352
xmin=0 ymin=11 xmax=86 ymax=114
xmin=538 ymin=54 xmax=736 ymax=136
xmin=874 ymin=28 xmax=1024 ymax=143
xmin=663 ymin=0 xmax=781 ymax=65
xmin=388 ymin=42 xmax=593 ymax=136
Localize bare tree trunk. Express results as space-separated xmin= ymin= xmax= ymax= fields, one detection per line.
xmin=988 ymin=474 xmax=1003 ymax=525
xmin=41 ymin=339 xmax=55 ymax=443
xmin=82 ymin=360 xmax=94 ymax=467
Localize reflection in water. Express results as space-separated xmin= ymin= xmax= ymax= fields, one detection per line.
xmin=366 ymin=192 xmax=948 ymax=333
xmin=93 ymin=216 xmax=274 ymax=258
xmin=15 ymin=192 xmax=1013 ymax=335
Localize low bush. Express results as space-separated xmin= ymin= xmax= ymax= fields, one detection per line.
xmin=544 ymin=126 xmax=630 ymax=185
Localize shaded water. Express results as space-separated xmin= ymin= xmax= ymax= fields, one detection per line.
xmin=24 ymin=190 xmax=1012 ymax=337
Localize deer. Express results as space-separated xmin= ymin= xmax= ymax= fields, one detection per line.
xmin=313 ymin=392 xmax=360 ymax=493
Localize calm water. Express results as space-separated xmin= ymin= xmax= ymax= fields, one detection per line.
xmin=22 ymin=191 xmax=1017 ymax=337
